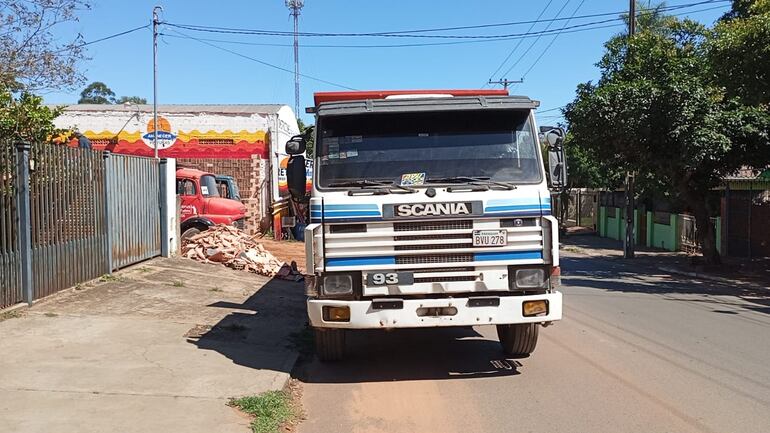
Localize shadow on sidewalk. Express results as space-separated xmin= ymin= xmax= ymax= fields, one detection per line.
xmin=186 ymin=276 xmax=307 ymax=372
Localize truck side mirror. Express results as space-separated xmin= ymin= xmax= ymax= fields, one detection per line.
xmin=286 ymin=135 xmax=306 ymax=155
xmin=543 ymin=127 xmax=568 ymax=189
xmin=287 ymin=154 xmax=307 ymax=200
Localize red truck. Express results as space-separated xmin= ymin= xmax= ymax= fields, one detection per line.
xmin=176 ymin=168 xmax=247 ymax=240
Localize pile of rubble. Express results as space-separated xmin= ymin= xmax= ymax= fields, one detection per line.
xmin=182 ymin=225 xmax=302 ymax=280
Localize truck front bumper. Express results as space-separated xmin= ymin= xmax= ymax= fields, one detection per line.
xmin=308 ymin=292 xmax=562 ymax=329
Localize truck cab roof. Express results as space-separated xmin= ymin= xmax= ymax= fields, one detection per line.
xmin=176 ymin=168 xmax=212 ymax=179
xmin=313 ymin=94 xmax=540 ymax=117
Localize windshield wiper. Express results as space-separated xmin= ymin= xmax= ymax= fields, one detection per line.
xmin=328 ymin=180 xmax=391 ymax=188
xmin=329 ymin=179 xmax=416 ymax=195
xmin=426 ymin=176 xmax=517 ymax=190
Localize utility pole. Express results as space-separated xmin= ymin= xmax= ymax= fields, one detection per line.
xmin=152 ymin=6 xmax=162 ymax=160
xmin=624 ymin=0 xmax=636 ymax=258
xmin=487 ymin=78 xmax=523 ymax=90
xmin=286 ymin=0 xmax=304 ymax=117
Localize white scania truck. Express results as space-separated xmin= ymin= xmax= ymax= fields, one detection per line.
xmin=284 ymin=90 xmax=567 ymax=361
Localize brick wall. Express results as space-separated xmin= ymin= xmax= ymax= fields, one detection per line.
xmin=176 ymin=156 xmax=270 ymax=234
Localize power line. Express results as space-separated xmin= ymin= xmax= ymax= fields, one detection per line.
xmin=159 ymin=21 xmax=624 ymax=49
xmin=503 ymin=3 xmax=727 ymax=80
xmin=162 ymin=0 xmax=727 ymax=39
xmin=522 ymin=0 xmax=587 ymax=79
xmin=485 ymin=0 xmax=555 ymax=86
xmin=166 ymin=28 xmax=357 ymax=91
xmin=500 ymin=0 xmax=573 ymax=79
xmin=55 ymin=24 xmax=150 ymax=53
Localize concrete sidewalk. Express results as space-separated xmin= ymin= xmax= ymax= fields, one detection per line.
xmin=0 ymin=257 xmax=306 ymax=433
xmin=562 ymin=234 xmax=770 ymax=291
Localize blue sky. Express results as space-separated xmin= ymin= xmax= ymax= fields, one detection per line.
xmin=45 ymin=0 xmax=730 ymax=123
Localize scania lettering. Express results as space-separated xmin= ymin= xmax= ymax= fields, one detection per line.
xmin=285 ymin=89 xmax=568 ymax=361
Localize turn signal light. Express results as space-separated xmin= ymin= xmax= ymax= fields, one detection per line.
xmin=522 ymin=300 xmax=548 ymax=317
xmin=322 ymin=306 xmax=351 ymax=322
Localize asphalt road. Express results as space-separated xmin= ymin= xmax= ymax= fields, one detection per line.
xmin=295 ymin=251 xmax=770 ymax=433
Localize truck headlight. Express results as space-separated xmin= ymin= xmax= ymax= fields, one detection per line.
xmin=515 ymin=269 xmax=546 ymax=289
xmin=322 ymin=274 xmax=353 ymax=295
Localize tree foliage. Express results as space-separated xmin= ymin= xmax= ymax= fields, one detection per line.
xmin=1 ymin=85 xmax=63 ymax=145
xmin=707 ymin=0 xmax=770 ymax=105
xmin=0 ymin=0 xmax=91 ymax=92
xmin=297 ymin=117 xmax=315 ymax=157
xmin=564 ymin=16 xmax=770 ymax=264
xmin=78 ymin=82 xmax=146 ymax=104
xmin=78 ymin=81 xmax=115 ymax=104
xmin=115 ymin=95 xmax=147 ymax=104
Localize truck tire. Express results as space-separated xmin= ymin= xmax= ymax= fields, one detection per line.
xmin=315 ymin=328 xmax=345 ymax=362
xmin=497 ymin=323 xmax=539 ymax=357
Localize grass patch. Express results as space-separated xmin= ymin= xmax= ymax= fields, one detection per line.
xmin=44 ymin=312 xmax=58 ymax=317
xmin=171 ymin=280 xmax=185 ymax=287
xmin=0 ymin=310 xmax=23 ymax=322
xmin=99 ymin=274 xmax=123 ymax=282
xmin=229 ymin=391 xmax=296 ymax=433
xmin=209 ymin=287 xmax=223 ymax=292
xmin=138 ymin=267 xmax=152 ymax=273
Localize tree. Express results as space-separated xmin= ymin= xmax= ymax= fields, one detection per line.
xmin=297 ymin=117 xmax=315 ymax=157
xmin=0 ymin=0 xmax=91 ymax=92
xmin=564 ymin=18 xmax=770 ymax=265
xmin=78 ymin=81 xmax=116 ymax=104
xmin=707 ymin=0 xmax=770 ymax=105
xmin=77 ymin=82 xmax=146 ymax=104
xmin=115 ymin=96 xmax=147 ymax=104
xmin=1 ymin=84 xmax=64 ymax=148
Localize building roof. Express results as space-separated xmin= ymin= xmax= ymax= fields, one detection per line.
xmin=55 ymin=104 xmax=287 ymax=115
xmin=724 ymin=167 xmax=770 ymax=182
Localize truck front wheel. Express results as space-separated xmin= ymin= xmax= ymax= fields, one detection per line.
xmin=314 ymin=328 xmax=345 ymax=362
xmin=497 ymin=323 xmax=539 ymax=357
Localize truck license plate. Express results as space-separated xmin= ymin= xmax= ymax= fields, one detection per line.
xmin=472 ymin=230 xmax=507 ymax=247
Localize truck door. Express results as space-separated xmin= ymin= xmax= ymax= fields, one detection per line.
xmin=176 ymin=177 xmax=201 ymax=220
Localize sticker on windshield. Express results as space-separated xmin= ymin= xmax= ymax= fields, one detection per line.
xmin=346 ymin=149 xmax=358 ymax=157
xmin=329 ymin=152 xmax=339 ymax=159
xmin=201 ymin=186 xmax=209 ymax=195
xmin=400 ymin=172 xmax=426 ymax=186
xmin=324 ymin=137 xmax=339 ymax=145
xmin=339 ymin=152 xmax=347 ymax=159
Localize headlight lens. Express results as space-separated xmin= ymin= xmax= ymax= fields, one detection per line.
xmin=515 ymin=269 xmax=546 ymax=289
xmin=322 ymin=274 xmax=353 ymax=295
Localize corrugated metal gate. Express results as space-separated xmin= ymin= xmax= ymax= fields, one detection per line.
xmin=107 ymin=154 xmax=161 ymax=269
xmin=29 ymin=145 xmax=109 ymax=298
xmin=1 ymin=143 xmax=169 ymax=308
xmin=1 ymin=144 xmax=22 ymax=308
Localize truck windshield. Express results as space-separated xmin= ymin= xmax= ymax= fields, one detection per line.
xmin=200 ymin=175 xmax=220 ymax=197
xmin=316 ymin=108 xmax=541 ymax=188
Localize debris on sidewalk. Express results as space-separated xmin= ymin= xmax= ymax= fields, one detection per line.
xmin=182 ymin=225 xmax=303 ymax=280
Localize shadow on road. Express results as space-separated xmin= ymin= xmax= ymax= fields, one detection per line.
xmin=562 ymin=256 xmax=770 ymax=316
xmin=295 ymin=326 xmax=524 ymax=384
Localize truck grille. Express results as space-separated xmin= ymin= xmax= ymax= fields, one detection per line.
xmin=396 ymin=254 xmax=474 ymax=265
xmin=394 ymin=220 xmax=472 ymax=232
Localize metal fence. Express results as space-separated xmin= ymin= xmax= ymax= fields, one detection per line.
xmin=29 ymin=145 xmax=110 ymax=299
xmin=1 ymin=144 xmax=22 ymax=308
xmin=107 ymin=154 xmax=162 ymax=269
xmin=1 ymin=143 xmax=169 ymax=308
xmin=558 ymin=189 xmax=599 ymax=231
xmin=678 ymin=214 xmax=719 ymax=254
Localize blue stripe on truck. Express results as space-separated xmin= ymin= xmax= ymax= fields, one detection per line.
xmin=325 ymin=256 xmax=396 ymax=267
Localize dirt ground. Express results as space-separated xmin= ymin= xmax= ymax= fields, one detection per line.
xmin=256 ymin=238 xmax=307 ymax=273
